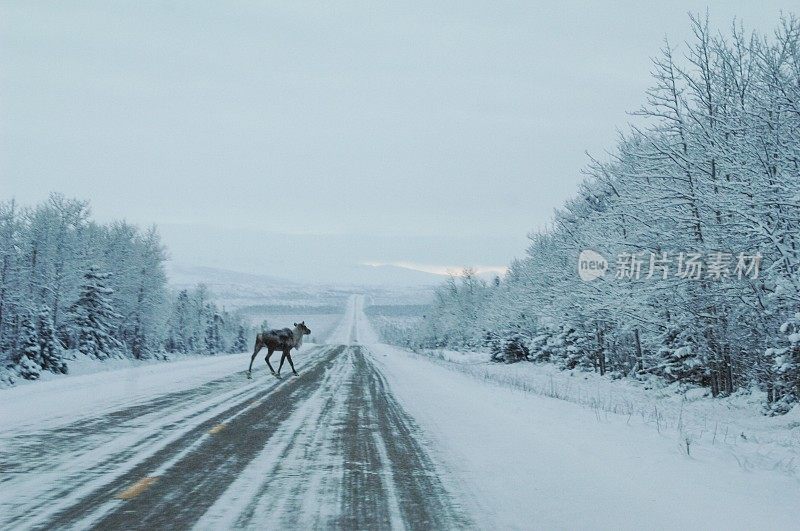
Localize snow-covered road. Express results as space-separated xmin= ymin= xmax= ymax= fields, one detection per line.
xmin=1 ymin=294 xmax=798 ymax=530
xmin=0 ymin=296 xmax=469 ymax=530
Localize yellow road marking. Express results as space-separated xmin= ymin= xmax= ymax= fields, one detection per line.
xmin=209 ymin=423 xmax=227 ymax=435
xmin=116 ymin=477 xmax=158 ymax=500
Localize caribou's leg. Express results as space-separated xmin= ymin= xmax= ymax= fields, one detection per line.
xmin=248 ymin=341 xmax=263 ymax=379
xmin=286 ymin=352 xmax=298 ymax=376
xmin=265 ymin=348 xmax=276 ymax=375
xmin=276 ymin=350 xmax=289 ymax=378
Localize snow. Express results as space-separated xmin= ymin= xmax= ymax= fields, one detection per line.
xmin=369 ymin=345 xmax=800 ymax=529
xmin=0 ymin=346 xmax=330 ymax=530
xmin=0 ymin=343 xmax=318 ymax=434
xmin=412 ymin=348 xmax=800 ymax=476
xmin=353 ymin=299 xmax=800 ymax=530
xmin=2 ymin=294 xmax=799 ymax=529
xmin=194 ymin=349 xmax=354 ymax=530
xmin=326 ymin=294 xmax=371 ymax=344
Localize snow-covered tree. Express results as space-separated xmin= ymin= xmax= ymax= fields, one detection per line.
xmin=205 ymin=309 xmax=223 ymax=354
xmin=234 ymin=324 xmax=249 ymax=352
xmin=0 ymin=194 xmax=252 ymax=377
xmin=162 ymin=287 xmax=251 ymax=356
xmin=37 ymin=304 xmax=67 ymax=374
xmin=398 ymin=14 xmax=800 ymax=414
xmin=16 ymin=311 xmax=42 ymax=380
xmin=765 ymin=312 xmax=800 ymax=414
xmin=69 ymin=266 xmax=123 ymax=359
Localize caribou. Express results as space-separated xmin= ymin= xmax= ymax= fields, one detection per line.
xmin=247 ymin=321 xmax=311 ymax=379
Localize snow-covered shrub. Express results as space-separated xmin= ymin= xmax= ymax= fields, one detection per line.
xmin=651 ymin=328 xmax=708 ymax=386
xmin=548 ymin=327 xmax=593 ymax=371
xmin=17 ymin=355 xmax=41 ymax=380
xmin=487 ymin=329 xmax=531 ymax=364
xmin=661 ymin=345 xmax=706 ymax=385
xmin=526 ymin=334 xmax=552 ymax=363
xmin=764 ymin=312 xmax=800 ymax=415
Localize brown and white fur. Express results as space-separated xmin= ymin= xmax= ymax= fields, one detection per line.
xmin=247 ymin=321 xmax=311 ymax=379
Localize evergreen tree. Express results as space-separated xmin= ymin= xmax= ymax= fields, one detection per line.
xmin=17 ymin=311 xmax=42 ymax=380
xmin=70 ymin=266 xmax=123 ymax=359
xmin=168 ymin=290 xmax=191 ymax=353
xmin=205 ymin=309 xmax=223 ymax=354
xmin=234 ymin=324 xmax=249 ymax=352
xmin=37 ymin=304 xmax=67 ymax=374
xmin=766 ymin=312 xmax=800 ymax=414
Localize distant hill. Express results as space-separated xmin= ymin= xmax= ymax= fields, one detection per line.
xmin=166 ymin=263 xmax=296 ymax=289
xmin=157 ymin=224 xmax=514 ymax=287
xmin=334 ymin=264 xmax=447 ymax=286
xmin=166 ymin=262 xmax=500 ymax=293
xmin=165 ymin=262 xmax=449 ymax=291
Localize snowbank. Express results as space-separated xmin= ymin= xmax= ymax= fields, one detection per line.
xmin=368 ymin=343 xmax=800 ymax=530
xmin=408 ymin=348 xmax=800 ymax=478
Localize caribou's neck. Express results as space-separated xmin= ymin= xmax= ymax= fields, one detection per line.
xmin=292 ymin=326 xmax=304 ymax=347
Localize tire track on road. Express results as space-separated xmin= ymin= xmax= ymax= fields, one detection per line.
xmin=0 ymin=368 xmax=261 ymax=477
xmin=196 ymin=346 xmax=353 ymax=529
xmin=2 ymin=347 xmax=333 ymax=530
xmin=342 ymin=346 xmax=472 ymax=530
xmin=337 ymin=347 xmax=399 ymax=529
xmin=55 ymin=346 xmax=345 ymax=530
xmin=198 ymin=344 xmax=471 ymax=530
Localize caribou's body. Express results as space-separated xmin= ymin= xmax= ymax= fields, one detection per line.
xmin=248 ymin=321 xmax=311 ymax=379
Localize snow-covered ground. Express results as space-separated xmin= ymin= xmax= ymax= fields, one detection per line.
xmin=2 ymin=294 xmax=798 ymax=529
xmin=354 ymin=299 xmax=800 ymax=530
xmin=371 ymin=341 xmax=800 ymax=529
xmin=403 ymin=348 xmax=800 ymax=478
xmin=0 ymin=345 xmax=326 ymax=433
xmin=1 ymin=350 xmax=267 ymax=434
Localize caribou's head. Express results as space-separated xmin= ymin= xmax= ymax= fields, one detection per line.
xmin=294 ymin=321 xmax=312 ymax=335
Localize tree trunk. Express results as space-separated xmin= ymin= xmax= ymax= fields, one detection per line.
xmin=595 ymin=326 xmax=606 ymax=376
xmin=633 ymin=328 xmax=644 ymax=373
xmin=723 ymin=347 xmax=734 ymax=395
xmin=710 ymin=370 xmax=720 ymax=398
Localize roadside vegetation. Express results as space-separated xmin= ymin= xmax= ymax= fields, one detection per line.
xmin=379 ymin=15 xmax=800 ymax=416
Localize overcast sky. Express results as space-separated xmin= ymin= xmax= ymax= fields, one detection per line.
xmin=0 ymin=1 xmax=794 ymax=281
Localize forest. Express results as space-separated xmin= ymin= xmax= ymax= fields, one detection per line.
xmin=391 ymin=15 xmax=800 ymax=415
xmin=0 ymin=195 xmax=251 ymax=383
